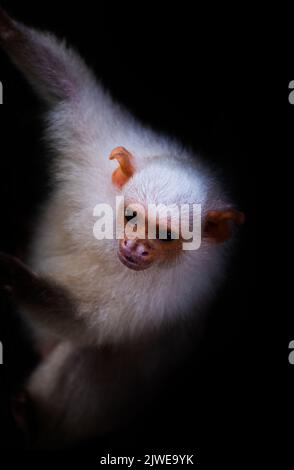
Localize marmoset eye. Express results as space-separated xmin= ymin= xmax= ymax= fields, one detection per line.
xmin=125 ymin=211 xmax=137 ymax=222
xmin=160 ymin=230 xmax=173 ymax=241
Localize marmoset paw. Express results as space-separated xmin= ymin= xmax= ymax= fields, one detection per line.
xmin=0 ymin=252 xmax=34 ymax=291
xmin=11 ymin=389 xmax=34 ymax=443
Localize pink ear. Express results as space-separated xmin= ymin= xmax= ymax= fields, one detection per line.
xmin=204 ymin=209 xmax=245 ymax=243
xmin=109 ymin=147 xmax=135 ymax=188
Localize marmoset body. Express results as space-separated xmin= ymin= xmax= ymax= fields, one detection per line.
xmin=0 ymin=8 xmax=244 ymax=447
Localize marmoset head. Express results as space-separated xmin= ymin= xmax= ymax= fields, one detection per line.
xmin=109 ymin=146 xmax=245 ymax=271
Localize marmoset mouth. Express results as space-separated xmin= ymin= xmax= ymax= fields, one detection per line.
xmin=117 ymin=250 xmax=152 ymax=271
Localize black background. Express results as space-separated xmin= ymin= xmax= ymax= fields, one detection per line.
xmin=0 ymin=1 xmax=283 ymax=466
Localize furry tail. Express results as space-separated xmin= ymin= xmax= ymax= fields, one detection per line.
xmin=0 ymin=7 xmax=95 ymax=103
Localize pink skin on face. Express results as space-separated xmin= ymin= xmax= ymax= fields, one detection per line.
xmin=118 ymin=238 xmax=154 ymax=271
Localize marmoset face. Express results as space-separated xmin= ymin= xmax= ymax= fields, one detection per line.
xmin=118 ymin=206 xmax=184 ymax=271
xmin=109 ymin=147 xmax=244 ymax=271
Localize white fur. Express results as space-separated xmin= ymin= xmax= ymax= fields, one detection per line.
xmin=28 ymin=96 xmax=229 ymax=344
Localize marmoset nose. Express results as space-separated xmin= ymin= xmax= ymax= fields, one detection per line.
xmin=122 ymin=238 xmax=151 ymax=258
xmin=118 ymin=238 xmax=153 ymax=270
